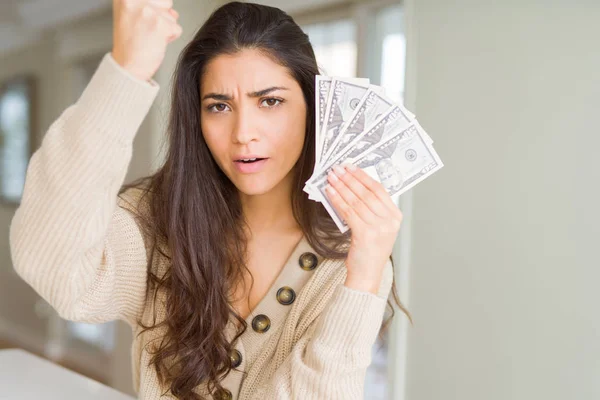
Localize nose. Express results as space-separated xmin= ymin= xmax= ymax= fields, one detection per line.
xmin=232 ymin=106 xmax=259 ymax=145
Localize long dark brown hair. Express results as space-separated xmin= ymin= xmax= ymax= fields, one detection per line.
xmin=118 ymin=2 xmax=409 ymax=398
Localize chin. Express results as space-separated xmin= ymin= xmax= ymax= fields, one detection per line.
xmin=233 ymin=178 xmax=277 ymax=196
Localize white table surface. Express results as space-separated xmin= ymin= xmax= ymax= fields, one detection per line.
xmin=0 ymin=348 xmax=135 ymax=400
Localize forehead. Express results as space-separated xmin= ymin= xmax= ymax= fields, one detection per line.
xmin=200 ymin=48 xmax=297 ymax=93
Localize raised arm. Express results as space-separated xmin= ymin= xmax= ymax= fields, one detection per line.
xmin=9 ymin=0 xmax=182 ymax=326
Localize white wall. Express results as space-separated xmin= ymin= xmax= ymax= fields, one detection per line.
xmin=404 ymin=1 xmax=600 ymax=399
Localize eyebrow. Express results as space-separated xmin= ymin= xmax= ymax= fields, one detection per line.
xmin=201 ymin=86 xmax=290 ymax=101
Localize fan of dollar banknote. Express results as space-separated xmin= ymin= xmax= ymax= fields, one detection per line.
xmin=304 ymin=76 xmax=444 ymax=233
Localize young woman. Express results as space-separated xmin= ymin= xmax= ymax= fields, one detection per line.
xmin=9 ymin=1 xmax=407 ymax=399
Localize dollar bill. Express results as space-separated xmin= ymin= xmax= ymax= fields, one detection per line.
xmin=313 ymin=122 xmax=443 ymax=232
xmin=307 ymin=85 xmax=388 ymax=200
xmin=320 ymin=89 xmax=396 ymax=166
xmin=325 ymin=104 xmax=415 ymax=167
xmin=352 ymin=123 xmax=443 ymax=199
xmin=318 ymin=78 xmax=370 ymax=164
xmin=305 ymin=104 xmax=413 ymax=199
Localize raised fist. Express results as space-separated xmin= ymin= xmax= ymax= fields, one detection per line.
xmin=111 ymin=0 xmax=182 ymax=81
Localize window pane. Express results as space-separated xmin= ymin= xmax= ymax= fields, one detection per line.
xmin=0 ymin=79 xmax=31 ymax=202
xmin=302 ymin=19 xmax=357 ymax=77
xmin=378 ymin=5 xmax=406 ymax=103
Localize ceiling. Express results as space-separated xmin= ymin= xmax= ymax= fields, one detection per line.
xmin=0 ymin=0 xmax=111 ymax=54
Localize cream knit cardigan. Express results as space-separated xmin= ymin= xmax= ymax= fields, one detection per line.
xmin=9 ymin=52 xmax=394 ymax=399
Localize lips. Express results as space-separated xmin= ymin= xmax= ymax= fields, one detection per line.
xmin=234 ymin=154 xmax=268 ymax=164
xmin=235 ymin=157 xmax=266 ymax=163
xmin=233 ymin=156 xmax=269 ymax=174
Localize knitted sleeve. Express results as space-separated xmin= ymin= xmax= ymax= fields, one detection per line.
xmin=9 ymin=52 xmax=159 ymax=327
xmin=248 ymin=259 xmax=395 ymax=399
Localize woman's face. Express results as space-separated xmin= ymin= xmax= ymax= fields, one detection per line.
xmin=200 ymin=49 xmax=307 ymax=197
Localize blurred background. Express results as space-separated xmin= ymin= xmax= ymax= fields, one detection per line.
xmin=0 ymin=0 xmax=598 ymax=399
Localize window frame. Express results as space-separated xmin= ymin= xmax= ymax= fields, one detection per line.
xmin=293 ymin=0 xmax=403 ymax=78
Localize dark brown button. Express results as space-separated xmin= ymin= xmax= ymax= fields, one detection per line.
xmin=251 ymin=314 xmax=271 ymax=333
xmin=230 ymin=349 xmax=242 ymax=368
xmin=299 ymin=252 xmax=318 ymax=271
xmin=276 ymin=286 xmax=296 ymax=305
xmin=214 ymin=388 xmax=232 ymax=400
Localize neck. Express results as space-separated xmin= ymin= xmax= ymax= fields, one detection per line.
xmin=240 ymin=170 xmax=301 ymax=237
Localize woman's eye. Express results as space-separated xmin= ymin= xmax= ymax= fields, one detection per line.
xmin=261 ymin=98 xmax=283 ymax=108
xmin=208 ymin=103 xmax=230 ymax=113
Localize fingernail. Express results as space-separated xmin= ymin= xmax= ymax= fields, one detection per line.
xmin=333 ymin=165 xmax=346 ymax=176
xmin=326 ymin=185 xmax=337 ymax=195
xmin=344 ymin=163 xmax=357 ymax=171
xmin=328 ymin=171 xmax=338 ymax=182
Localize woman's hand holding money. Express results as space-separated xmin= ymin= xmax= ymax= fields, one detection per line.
xmin=325 ymin=164 xmax=403 ymax=294
xmin=111 ymin=0 xmax=183 ymax=82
